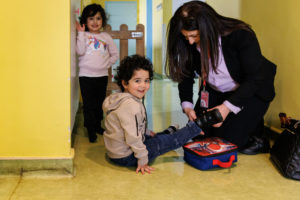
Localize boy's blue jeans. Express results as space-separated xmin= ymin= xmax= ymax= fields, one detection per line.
xmin=110 ymin=121 xmax=201 ymax=166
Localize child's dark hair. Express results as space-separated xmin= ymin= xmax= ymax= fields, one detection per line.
xmin=80 ymin=4 xmax=107 ymax=31
xmin=115 ymin=55 xmax=154 ymax=92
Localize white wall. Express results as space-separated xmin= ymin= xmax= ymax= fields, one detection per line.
xmin=71 ymin=0 xmax=81 ymax=131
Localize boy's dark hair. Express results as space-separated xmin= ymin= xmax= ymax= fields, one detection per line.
xmin=80 ymin=3 xmax=107 ymax=31
xmin=115 ymin=55 xmax=154 ymax=92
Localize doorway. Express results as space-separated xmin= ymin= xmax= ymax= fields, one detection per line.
xmin=105 ymin=1 xmax=137 ymax=77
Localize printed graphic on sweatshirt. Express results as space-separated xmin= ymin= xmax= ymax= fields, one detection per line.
xmin=135 ymin=114 xmax=146 ymax=139
xmin=86 ymin=36 xmax=108 ymax=55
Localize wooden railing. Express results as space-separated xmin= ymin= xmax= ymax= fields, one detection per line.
xmin=104 ymin=24 xmax=145 ymax=94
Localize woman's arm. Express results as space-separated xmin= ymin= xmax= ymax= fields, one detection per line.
xmin=178 ymin=51 xmax=200 ymax=120
xmin=178 ymin=76 xmax=195 ymax=105
xmin=118 ymin=100 xmax=149 ymax=167
xmin=118 ymin=101 xmax=155 ymax=174
xmin=178 ymin=46 xmax=201 ymax=105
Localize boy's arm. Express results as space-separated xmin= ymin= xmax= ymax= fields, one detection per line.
xmin=118 ymin=100 xmax=149 ymax=166
xmin=76 ymin=31 xmax=86 ymax=55
xmin=136 ymin=164 xmax=155 ymax=175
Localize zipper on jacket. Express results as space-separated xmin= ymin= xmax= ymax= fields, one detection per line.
xmin=142 ymin=103 xmax=148 ymax=135
xmin=135 ymin=115 xmax=138 ymax=136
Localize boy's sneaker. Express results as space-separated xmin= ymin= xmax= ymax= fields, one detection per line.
xmin=195 ymin=109 xmax=223 ymax=128
xmin=164 ymin=124 xmax=180 ymax=134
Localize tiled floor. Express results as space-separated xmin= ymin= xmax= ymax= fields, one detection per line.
xmin=1 ymin=79 xmax=300 ymax=200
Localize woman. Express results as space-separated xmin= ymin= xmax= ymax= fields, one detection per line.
xmin=165 ymin=1 xmax=276 ymax=154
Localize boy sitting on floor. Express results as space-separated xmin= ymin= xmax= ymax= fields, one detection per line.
xmin=103 ymin=55 xmax=207 ymax=174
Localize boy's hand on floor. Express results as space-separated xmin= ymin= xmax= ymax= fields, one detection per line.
xmin=136 ymin=164 xmax=155 ymax=175
xmin=149 ymin=131 xmax=155 ymax=137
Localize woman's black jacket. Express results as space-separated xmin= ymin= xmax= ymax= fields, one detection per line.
xmin=178 ymin=29 xmax=276 ymax=109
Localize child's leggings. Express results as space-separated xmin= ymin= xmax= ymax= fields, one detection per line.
xmin=79 ymin=76 xmax=108 ymax=133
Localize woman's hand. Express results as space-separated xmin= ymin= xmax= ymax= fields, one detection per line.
xmin=183 ymin=108 xmax=197 ymax=121
xmin=136 ymin=164 xmax=155 ymax=175
xmin=184 ymin=107 xmax=205 ymax=135
xmin=208 ymin=104 xmax=231 ymax=128
xmin=75 ymin=21 xmax=85 ymax=32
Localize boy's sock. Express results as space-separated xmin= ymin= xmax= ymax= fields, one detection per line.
xmin=163 ymin=124 xmax=180 ymax=134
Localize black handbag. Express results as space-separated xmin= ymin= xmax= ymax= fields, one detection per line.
xmin=270 ymin=113 xmax=300 ymax=180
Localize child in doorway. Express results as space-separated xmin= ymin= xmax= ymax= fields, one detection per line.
xmin=76 ymin=4 xmax=119 ymax=143
xmin=103 ymin=55 xmax=208 ymax=174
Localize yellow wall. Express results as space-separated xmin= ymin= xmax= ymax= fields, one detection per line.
xmin=240 ymin=0 xmax=300 ymax=130
xmin=163 ymin=0 xmax=172 ymax=24
xmin=0 ymin=0 xmax=72 ymax=158
xmin=207 ymin=0 xmax=240 ymax=18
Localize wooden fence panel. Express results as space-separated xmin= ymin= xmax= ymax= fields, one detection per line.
xmin=105 ymin=24 xmax=145 ymax=94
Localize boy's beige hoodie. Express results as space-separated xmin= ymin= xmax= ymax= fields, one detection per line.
xmin=103 ymin=92 xmax=148 ymax=166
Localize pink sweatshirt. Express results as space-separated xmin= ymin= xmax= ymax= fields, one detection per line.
xmin=76 ymin=31 xmax=119 ymax=77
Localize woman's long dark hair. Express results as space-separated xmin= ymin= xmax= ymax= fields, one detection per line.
xmin=165 ymin=1 xmax=253 ymax=82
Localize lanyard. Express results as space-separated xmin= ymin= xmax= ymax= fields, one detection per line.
xmin=203 ymin=79 xmax=206 ymax=91
xmin=200 ymin=76 xmax=209 ymax=109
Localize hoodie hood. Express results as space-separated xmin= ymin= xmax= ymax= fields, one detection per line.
xmin=103 ymin=92 xmax=141 ymax=115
